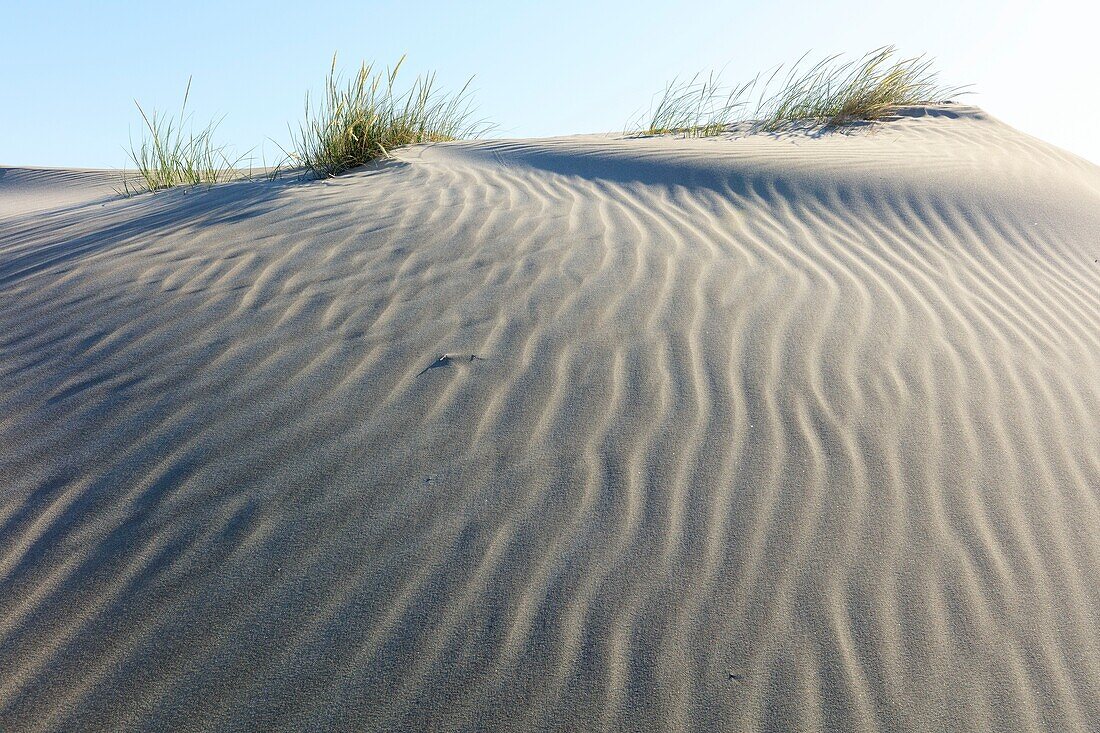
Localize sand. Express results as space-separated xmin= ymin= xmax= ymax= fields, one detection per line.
xmin=2 ymin=105 xmax=1099 ymax=732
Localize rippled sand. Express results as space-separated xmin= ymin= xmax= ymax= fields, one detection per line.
xmin=2 ymin=106 xmax=1099 ymax=732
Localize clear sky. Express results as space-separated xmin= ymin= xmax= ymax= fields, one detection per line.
xmin=3 ymin=0 xmax=1097 ymax=167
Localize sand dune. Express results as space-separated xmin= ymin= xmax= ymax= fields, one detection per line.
xmin=2 ymin=105 xmax=1100 ymax=731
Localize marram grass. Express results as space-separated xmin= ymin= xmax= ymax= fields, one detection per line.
xmin=636 ymin=46 xmax=965 ymax=137
xmin=640 ymin=72 xmax=757 ymax=138
xmin=121 ymin=78 xmax=250 ymax=195
xmin=119 ymin=56 xmax=484 ymax=194
xmin=290 ymin=55 xmax=486 ymax=178
xmin=758 ymin=46 xmax=964 ymax=130
xmin=120 ymin=46 xmax=961 ymax=194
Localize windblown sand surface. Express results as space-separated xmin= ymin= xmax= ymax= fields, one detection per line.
xmin=2 ymin=106 xmax=1100 ymax=732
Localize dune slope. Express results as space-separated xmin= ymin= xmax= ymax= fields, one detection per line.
xmin=2 ymin=106 xmax=1100 ymax=732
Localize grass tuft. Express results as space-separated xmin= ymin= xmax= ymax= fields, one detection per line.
xmin=635 ymin=46 xmax=964 ymax=137
xmin=121 ymin=78 xmax=250 ymax=195
xmin=290 ymin=55 xmax=486 ymax=178
xmin=638 ymin=72 xmax=757 ymax=137
xmin=758 ymin=46 xmax=963 ymax=130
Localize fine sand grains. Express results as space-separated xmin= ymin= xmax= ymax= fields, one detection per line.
xmin=1 ymin=106 xmax=1100 ymax=731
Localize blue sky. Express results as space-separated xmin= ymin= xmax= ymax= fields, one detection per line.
xmin=3 ymin=0 xmax=1097 ymax=167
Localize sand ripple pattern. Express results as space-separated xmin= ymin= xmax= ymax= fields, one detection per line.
xmin=2 ymin=106 xmax=1100 ymax=731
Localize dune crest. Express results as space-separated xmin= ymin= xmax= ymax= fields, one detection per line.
xmin=2 ymin=106 xmax=1100 ymax=732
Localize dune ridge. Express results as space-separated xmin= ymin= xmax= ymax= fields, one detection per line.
xmin=2 ymin=105 xmax=1100 ymax=731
